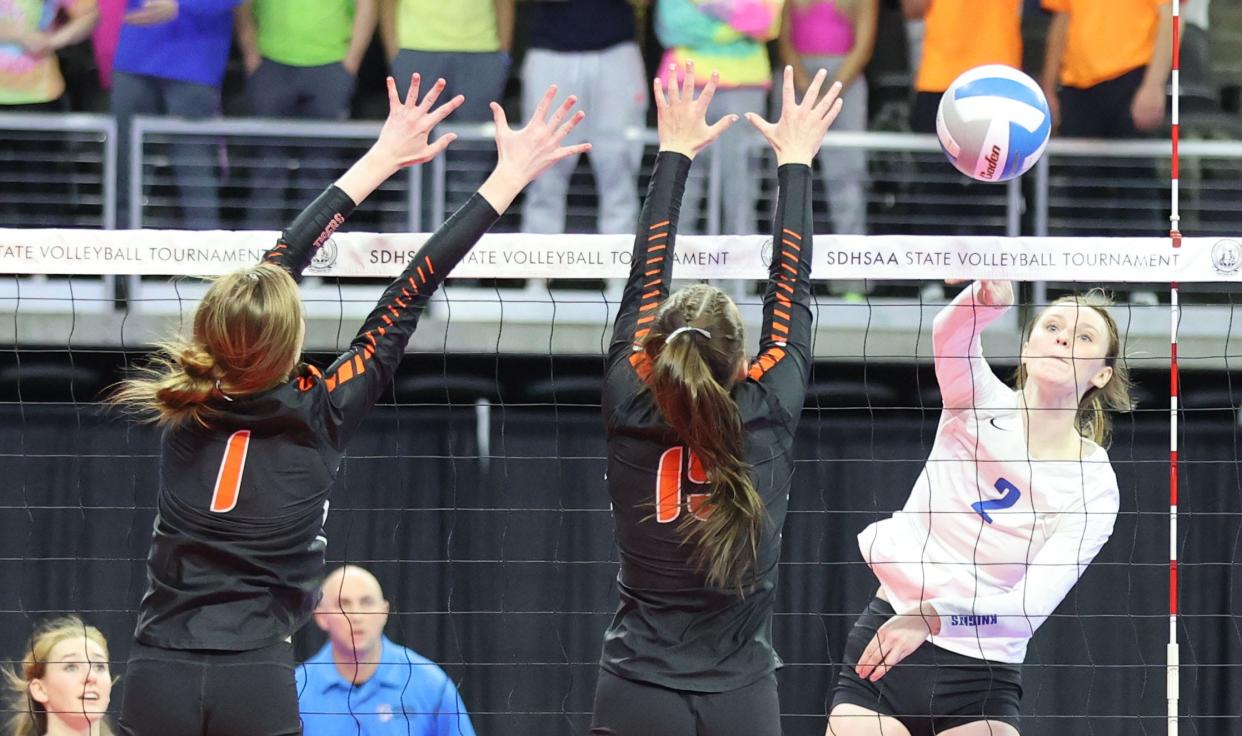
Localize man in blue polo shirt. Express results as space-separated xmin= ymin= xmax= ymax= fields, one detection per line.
xmin=297 ymin=565 xmax=476 ymax=736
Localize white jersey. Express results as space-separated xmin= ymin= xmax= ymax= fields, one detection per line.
xmin=858 ymin=284 xmax=1119 ymax=664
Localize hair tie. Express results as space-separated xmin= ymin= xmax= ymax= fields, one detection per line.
xmin=666 ymin=326 xmax=711 ymax=342
xmin=214 ymin=380 xmax=234 ymax=402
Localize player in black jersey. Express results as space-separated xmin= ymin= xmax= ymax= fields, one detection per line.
xmin=590 ymin=62 xmax=844 ymax=736
xmin=111 ymin=75 xmax=591 ymax=736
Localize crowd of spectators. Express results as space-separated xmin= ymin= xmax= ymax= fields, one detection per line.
xmin=0 ymin=0 xmax=1237 ymax=233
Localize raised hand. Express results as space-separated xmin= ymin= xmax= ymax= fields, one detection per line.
xmin=945 ymin=279 xmax=1015 ymax=308
xmin=746 ymin=65 xmax=844 ymax=166
xmin=654 ymin=61 xmax=737 ymax=159
xmin=370 ymin=74 xmax=465 ymax=170
xmin=478 ymin=85 xmax=591 ymax=212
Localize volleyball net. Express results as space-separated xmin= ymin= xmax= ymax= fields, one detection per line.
xmin=0 ymin=228 xmax=1240 ymax=735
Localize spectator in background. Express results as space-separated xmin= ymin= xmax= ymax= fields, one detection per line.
xmin=297 ymin=565 xmax=476 ymax=736
xmin=112 ymin=0 xmax=242 ymax=229
xmin=655 ymin=0 xmax=784 ymax=235
xmin=0 ymin=0 xmax=99 ymax=110
xmin=1041 ymin=0 xmax=1174 ymax=253
xmin=380 ymin=0 xmax=512 ymax=122
xmin=901 ymin=0 xmax=1022 ymax=135
xmin=0 ymin=0 xmax=98 ymax=226
xmin=236 ymin=0 xmax=378 ymax=228
xmin=777 ymin=0 xmax=876 ymax=299
xmin=380 ymin=0 xmax=514 ymax=213
xmin=1041 ymin=0 xmax=1175 ymax=137
xmin=2 ymin=616 xmax=114 ymax=736
xmin=521 ymin=0 xmax=648 ymax=236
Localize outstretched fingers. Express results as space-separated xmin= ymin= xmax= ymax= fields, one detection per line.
xmin=546 ymin=95 xmax=579 ymax=132
xmin=697 ymin=70 xmax=720 ymax=111
xmin=532 ymin=84 xmax=558 ymax=126
xmin=801 ymin=68 xmax=828 ymax=110
xmin=490 ymin=100 xmax=511 ymax=133
xmin=404 ymin=73 xmax=423 ymax=108
xmin=704 ymin=113 xmax=739 ymax=144
xmin=653 ymin=77 xmax=669 ymax=111
xmin=427 ymin=93 xmax=465 ymax=127
xmin=814 ymin=80 xmax=844 ymax=118
xmin=416 ymin=76 xmax=447 ymax=112
xmin=666 ymin=63 xmax=682 ymax=103
xmin=554 ymin=109 xmax=587 ymax=143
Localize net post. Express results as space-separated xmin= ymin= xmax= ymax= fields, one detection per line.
xmin=1168 ymin=3 xmax=1182 ymax=734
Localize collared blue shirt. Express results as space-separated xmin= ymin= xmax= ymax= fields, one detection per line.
xmin=296 ymin=637 xmax=476 ymax=736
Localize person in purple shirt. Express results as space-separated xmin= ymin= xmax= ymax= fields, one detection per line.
xmin=111 ymin=0 xmax=241 ymax=229
xmin=297 ymin=566 xmax=476 ymax=736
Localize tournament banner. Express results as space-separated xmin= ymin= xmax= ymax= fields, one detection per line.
xmin=0 ymin=229 xmax=1238 ymax=282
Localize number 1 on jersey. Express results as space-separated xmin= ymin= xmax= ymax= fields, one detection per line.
xmin=210 ymin=430 xmax=251 ymax=513
xmin=656 ymin=446 xmax=712 ymax=523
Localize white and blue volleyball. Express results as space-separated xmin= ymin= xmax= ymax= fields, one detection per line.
xmin=936 ymin=65 xmax=1051 ymax=183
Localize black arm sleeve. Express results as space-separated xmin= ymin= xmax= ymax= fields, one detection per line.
xmin=604 ymin=152 xmax=692 ymax=410
xmin=745 ymin=163 xmax=814 ymax=415
xmin=313 ymin=193 xmax=501 ymax=450
xmin=262 ymin=185 xmax=357 ymax=283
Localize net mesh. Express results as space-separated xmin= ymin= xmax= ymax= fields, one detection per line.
xmin=0 ymin=229 xmax=1239 ymax=735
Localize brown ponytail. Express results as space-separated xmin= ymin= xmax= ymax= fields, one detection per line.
xmin=644 ymin=284 xmax=765 ymax=591
xmin=110 ymin=263 xmax=305 ymax=428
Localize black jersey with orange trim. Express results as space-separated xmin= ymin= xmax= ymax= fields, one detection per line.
xmin=600 ymin=153 xmax=815 ymax=693
xmin=134 ymin=187 xmax=500 ymax=652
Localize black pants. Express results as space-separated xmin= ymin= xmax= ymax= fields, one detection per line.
xmin=590 ymin=669 xmax=781 ymax=736
xmin=831 ymin=599 xmax=1022 ymax=736
xmin=118 ymin=641 xmax=301 ymax=736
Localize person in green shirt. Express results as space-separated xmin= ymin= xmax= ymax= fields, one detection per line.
xmin=235 ymin=0 xmax=378 ymax=227
xmin=379 ymin=0 xmax=514 ymax=122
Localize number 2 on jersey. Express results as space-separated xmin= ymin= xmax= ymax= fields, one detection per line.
xmin=210 ymin=430 xmax=251 ymax=513
xmin=656 ymin=446 xmax=712 ymax=523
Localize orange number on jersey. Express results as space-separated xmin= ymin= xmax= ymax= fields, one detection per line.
xmin=210 ymin=430 xmax=251 ymax=513
xmin=656 ymin=446 xmax=712 ymax=523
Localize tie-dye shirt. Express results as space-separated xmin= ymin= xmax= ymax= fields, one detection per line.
xmin=655 ymin=0 xmax=783 ymax=89
xmin=0 ymin=0 xmax=94 ymax=104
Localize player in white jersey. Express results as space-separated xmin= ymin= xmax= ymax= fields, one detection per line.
xmin=827 ymin=279 xmax=1135 ymax=736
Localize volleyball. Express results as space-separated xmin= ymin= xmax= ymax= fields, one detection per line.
xmin=936 ymin=64 xmax=1052 ymax=182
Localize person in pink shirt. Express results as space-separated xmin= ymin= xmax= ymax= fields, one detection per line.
xmin=777 ymin=0 xmax=876 ymax=297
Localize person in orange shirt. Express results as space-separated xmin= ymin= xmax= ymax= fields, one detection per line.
xmin=1040 ymin=0 xmax=1176 ymax=136
xmin=901 ymin=0 xmax=1022 ymax=134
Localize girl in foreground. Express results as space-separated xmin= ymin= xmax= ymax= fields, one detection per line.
xmin=112 ymin=75 xmax=589 ymax=736
xmin=4 ymin=617 xmax=113 ymax=736
xmin=592 ymin=62 xmax=843 ymax=736
xmin=828 ymin=280 xmax=1133 ymax=736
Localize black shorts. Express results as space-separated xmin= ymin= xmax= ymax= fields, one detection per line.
xmin=590 ymin=669 xmax=780 ymax=736
xmin=831 ymin=598 xmax=1022 ymax=736
xmin=118 ymin=640 xmax=301 ymax=736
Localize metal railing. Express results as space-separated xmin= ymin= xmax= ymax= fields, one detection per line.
xmin=3 ymin=113 xmax=1242 ymax=362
